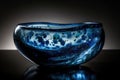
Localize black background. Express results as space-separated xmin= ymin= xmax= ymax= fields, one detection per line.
xmin=0 ymin=0 xmax=120 ymax=49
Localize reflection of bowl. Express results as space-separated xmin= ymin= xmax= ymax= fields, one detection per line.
xmin=14 ymin=22 xmax=105 ymax=66
xmin=24 ymin=65 xmax=96 ymax=80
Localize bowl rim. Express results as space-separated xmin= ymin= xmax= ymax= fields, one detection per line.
xmin=16 ymin=22 xmax=102 ymax=31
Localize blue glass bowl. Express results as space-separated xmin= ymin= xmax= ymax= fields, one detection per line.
xmin=13 ymin=22 xmax=105 ymax=67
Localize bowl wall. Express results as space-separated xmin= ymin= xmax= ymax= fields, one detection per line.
xmin=14 ymin=22 xmax=104 ymax=66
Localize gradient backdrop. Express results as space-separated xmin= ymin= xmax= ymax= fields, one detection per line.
xmin=0 ymin=0 xmax=120 ymax=49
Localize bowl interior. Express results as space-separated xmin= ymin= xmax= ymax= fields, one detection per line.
xmin=17 ymin=23 xmax=102 ymax=52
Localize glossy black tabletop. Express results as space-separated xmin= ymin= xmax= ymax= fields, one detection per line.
xmin=0 ymin=50 xmax=120 ymax=80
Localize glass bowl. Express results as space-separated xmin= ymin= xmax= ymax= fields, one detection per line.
xmin=13 ymin=22 xmax=105 ymax=67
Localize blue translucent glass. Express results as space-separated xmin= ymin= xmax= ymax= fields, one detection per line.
xmin=14 ymin=22 xmax=105 ymax=66
xmin=24 ymin=66 xmax=96 ymax=80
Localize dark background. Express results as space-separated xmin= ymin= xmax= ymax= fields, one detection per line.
xmin=0 ymin=0 xmax=120 ymax=49
xmin=0 ymin=0 xmax=120 ymax=80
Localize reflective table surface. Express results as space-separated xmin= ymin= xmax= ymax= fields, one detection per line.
xmin=0 ymin=50 xmax=120 ymax=80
